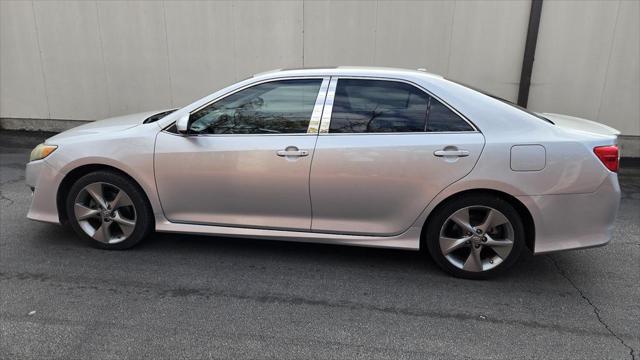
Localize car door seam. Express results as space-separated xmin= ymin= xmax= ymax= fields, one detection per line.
xmin=308 ymin=76 xmax=332 ymax=231
xmin=152 ymin=129 xmax=170 ymax=221
xmin=409 ymin=132 xmax=487 ymax=230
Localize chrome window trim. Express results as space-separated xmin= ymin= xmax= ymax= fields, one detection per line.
xmin=162 ymin=131 xmax=320 ymax=138
xmin=318 ymin=77 xmax=338 ymax=134
xmin=319 ymin=76 xmax=480 ymax=135
xmin=307 ymin=78 xmax=330 ymax=134
xmin=187 ymin=76 xmax=330 ymax=137
xmin=160 ymin=129 xmax=479 ymax=137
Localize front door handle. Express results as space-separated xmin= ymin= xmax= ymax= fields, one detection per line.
xmin=434 ymin=149 xmax=470 ymax=157
xmin=276 ymin=147 xmax=309 ymax=157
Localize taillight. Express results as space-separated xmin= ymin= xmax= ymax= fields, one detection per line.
xmin=594 ymin=145 xmax=619 ymax=172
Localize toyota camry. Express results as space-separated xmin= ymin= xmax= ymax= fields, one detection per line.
xmin=25 ymin=67 xmax=621 ymax=278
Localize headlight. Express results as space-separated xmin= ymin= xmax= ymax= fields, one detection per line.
xmin=29 ymin=143 xmax=57 ymax=162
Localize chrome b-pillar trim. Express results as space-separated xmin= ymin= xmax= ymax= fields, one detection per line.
xmin=307 ymin=77 xmax=331 ymax=134
xmin=318 ymin=77 xmax=338 ymax=134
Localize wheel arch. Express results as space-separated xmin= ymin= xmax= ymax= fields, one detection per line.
xmin=56 ymin=164 xmax=153 ymax=226
xmin=421 ymin=188 xmax=535 ymax=253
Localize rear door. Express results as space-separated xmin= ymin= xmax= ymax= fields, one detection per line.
xmin=310 ymin=78 xmax=485 ymax=235
xmin=155 ymin=77 xmax=329 ymax=230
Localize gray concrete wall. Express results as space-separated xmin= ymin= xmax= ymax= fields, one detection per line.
xmin=1 ymin=0 xmax=638 ymax=140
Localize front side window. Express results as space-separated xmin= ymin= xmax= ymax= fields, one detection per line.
xmin=189 ymin=79 xmax=322 ymax=134
xmin=329 ymin=79 xmax=473 ymax=133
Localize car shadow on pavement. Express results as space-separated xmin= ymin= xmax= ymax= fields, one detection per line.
xmin=26 ymin=216 xmax=538 ymax=282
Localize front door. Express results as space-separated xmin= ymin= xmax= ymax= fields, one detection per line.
xmin=310 ymin=78 xmax=485 ymax=235
xmin=155 ymin=78 xmax=328 ymax=230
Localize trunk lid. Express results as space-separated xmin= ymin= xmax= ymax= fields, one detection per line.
xmin=539 ymin=113 xmax=620 ymax=136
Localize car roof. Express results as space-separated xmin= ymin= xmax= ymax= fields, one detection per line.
xmin=159 ymin=65 xmax=552 ymax=139
xmin=252 ymin=66 xmax=444 ymax=80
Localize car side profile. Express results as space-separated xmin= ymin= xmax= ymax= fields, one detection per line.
xmin=25 ymin=67 xmax=621 ymax=278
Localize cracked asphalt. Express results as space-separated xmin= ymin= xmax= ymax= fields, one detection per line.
xmin=1 ymin=130 xmax=638 ymax=359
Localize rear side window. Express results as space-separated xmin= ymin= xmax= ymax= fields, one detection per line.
xmin=329 ymin=79 xmax=473 ymax=133
xmin=426 ymin=98 xmax=474 ymax=132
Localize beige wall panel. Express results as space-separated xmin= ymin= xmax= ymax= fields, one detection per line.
xmin=96 ymin=0 xmax=172 ymax=116
xmin=33 ymin=1 xmax=109 ymax=120
xmin=0 ymin=0 xmax=638 ymax=138
xmin=375 ymin=0 xmax=455 ymax=74
xmin=447 ymin=0 xmax=530 ymax=102
xmin=528 ymin=1 xmax=618 ymax=121
xmin=597 ymin=0 xmax=640 ymax=136
xmin=164 ymin=1 xmax=236 ymax=107
xmin=303 ymin=0 xmax=377 ymax=66
xmin=232 ymin=0 xmax=303 ymax=77
xmin=0 ymin=0 xmax=49 ymax=119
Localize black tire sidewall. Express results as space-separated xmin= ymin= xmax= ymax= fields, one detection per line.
xmin=65 ymin=171 xmax=152 ymax=250
xmin=425 ymin=194 xmax=525 ymax=279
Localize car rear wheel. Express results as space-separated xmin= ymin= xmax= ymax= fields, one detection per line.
xmin=425 ymin=194 xmax=525 ymax=279
xmin=65 ymin=171 xmax=153 ymax=249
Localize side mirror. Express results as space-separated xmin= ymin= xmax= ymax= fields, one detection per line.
xmin=176 ymin=113 xmax=190 ymax=134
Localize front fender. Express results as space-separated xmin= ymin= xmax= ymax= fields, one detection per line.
xmin=43 ymin=124 xmax=167 ymax=223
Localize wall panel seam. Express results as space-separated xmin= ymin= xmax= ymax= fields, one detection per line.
xmin=373 ymin=0 xmax=379 ymax=64
xmin=94 ymin=1 xmax=111 ymax=117
xmin=161 ymin=0 xmax=175 ymax=107
xmin=231 ymin=1 xmax=238 ymax=81
xmin=445 ymin=0 xmax=457 ymax=75
xmin=595 ymin=0 xmax=622 ymax=121
xmin=30 ymin=0 xmax=51 ymax=119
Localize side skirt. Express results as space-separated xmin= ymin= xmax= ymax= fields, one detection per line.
xmin=155 ymin=221 xmax=421 ymax=250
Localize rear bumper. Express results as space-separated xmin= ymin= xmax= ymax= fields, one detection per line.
xmin=25 ymin=160 xmax=63 ymax=224
xmin=518 ymin=172 xmax=621 ymax=254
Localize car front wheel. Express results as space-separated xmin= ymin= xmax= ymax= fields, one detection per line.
xmin=65 ymin=170 xmax=153 ymax=249
xmin=425 ymin=194 xmax=525 ymax=279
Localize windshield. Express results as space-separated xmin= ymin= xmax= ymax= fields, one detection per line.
xmin=447 ymin=79 xmax=554 ymax=125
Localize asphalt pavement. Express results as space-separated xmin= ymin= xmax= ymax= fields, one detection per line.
xmin=1 ymin=130 xmax=638 ymax=359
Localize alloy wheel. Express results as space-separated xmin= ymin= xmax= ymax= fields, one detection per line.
xmin=439 ymin=206 xmax=514 ymax=272
xmin=73 ymin=182 xmax=137 ymax=244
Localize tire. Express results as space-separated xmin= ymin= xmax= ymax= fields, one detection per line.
xmin=65 ymin=170 xmax=153 ymax=250
xmin=425 ymin=194 xmax=525 ymax=279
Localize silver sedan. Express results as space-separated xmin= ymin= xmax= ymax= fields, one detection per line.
xmin=25 ymin=67 xmax=621 ymax=278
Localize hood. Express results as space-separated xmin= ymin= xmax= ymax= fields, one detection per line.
xmin=46 ymin=110 xmax=169 ymax=143
xmin=539 ymin=113 xmax=620 ymax=136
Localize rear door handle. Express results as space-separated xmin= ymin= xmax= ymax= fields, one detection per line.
xmin=276 ymin=147 xmax=309 ymax=157
xmin=434 ymin=149 xmax=470 ymax=157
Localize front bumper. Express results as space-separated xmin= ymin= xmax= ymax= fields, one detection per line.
xmin=518 ymin=172 xmax=621 ymax=254
xmin=26 ymin=160 xmax=63 ymax=224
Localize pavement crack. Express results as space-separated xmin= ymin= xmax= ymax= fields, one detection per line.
xmin=548 ymin=255 xmax=636 ymax=360
xmin=0 ymin=176 xmax=25 ymax=186
xmin=0 ymin=270 xmax=629 ymax=339
xmin=0 ymin=191 xmax=15 ymax=205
